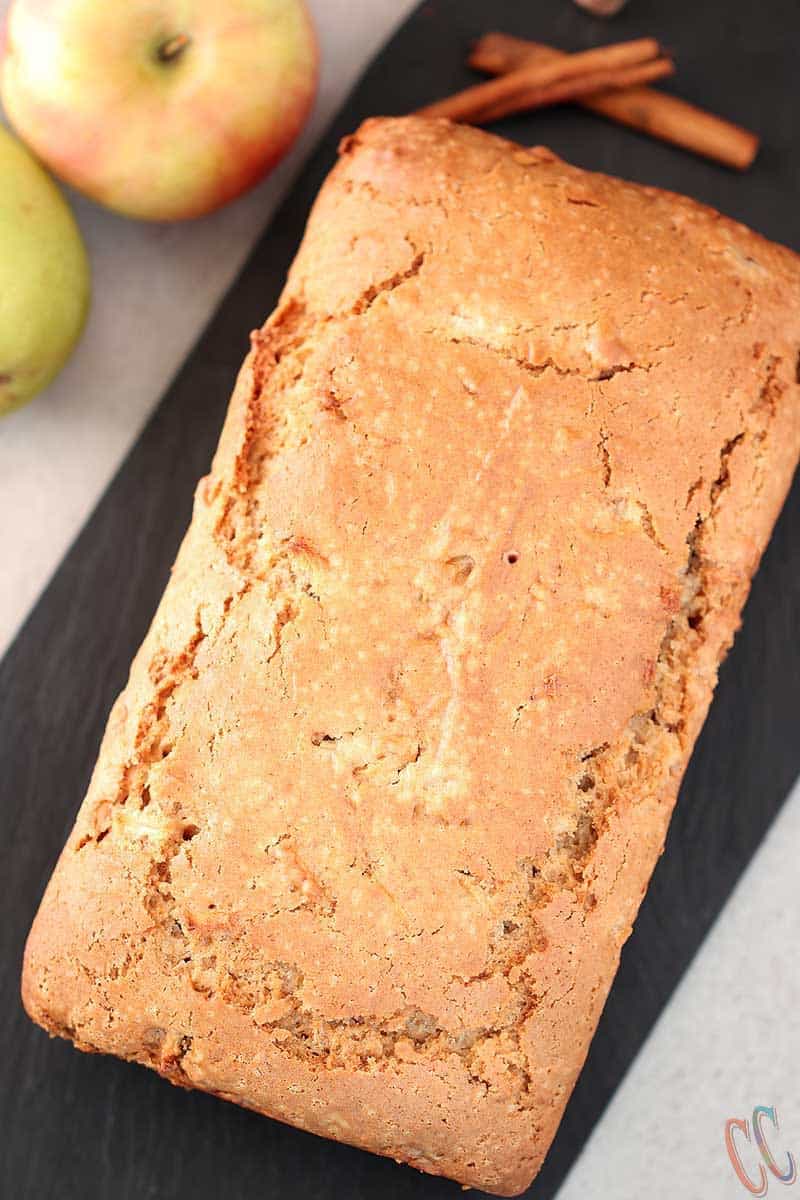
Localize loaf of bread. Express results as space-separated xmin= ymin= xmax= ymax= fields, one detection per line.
xmin=23 ymin=117 xmax=800 ymax=1195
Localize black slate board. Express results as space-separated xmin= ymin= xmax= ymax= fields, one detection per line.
xmin=1 ymin=1 xmax=798 ymax=1198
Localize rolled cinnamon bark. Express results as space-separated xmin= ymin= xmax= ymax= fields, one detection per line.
xmin=418 ymin=37 xmax=664 ymax=122
xmin=469 ymin=32 xmax=759 ymax=170
xmin=473 ymin=58 xmax=674 ymax=125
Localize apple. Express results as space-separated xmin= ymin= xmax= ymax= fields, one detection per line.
xmin=0 ymin=0 xmax=318 ymax=222
xmin=0 ymin=123 xmax=90 ymax=417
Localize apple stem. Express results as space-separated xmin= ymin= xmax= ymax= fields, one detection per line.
xmin=157 ymin=33 xmax=191 ymax=64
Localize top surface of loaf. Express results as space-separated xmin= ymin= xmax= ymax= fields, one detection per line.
xmin=24 ymin=118 xmax=800 ymax=1194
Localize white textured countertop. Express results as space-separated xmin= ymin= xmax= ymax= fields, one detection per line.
xmin=1 ymin=3 xmax=798 ymax=1197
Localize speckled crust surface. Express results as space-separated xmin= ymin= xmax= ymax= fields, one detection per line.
xmin=22 ymin=118 xmax=800 ymax=1196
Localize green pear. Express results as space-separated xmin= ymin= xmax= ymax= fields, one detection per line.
xmin=0 ymin=124 xmax=90 ymax=416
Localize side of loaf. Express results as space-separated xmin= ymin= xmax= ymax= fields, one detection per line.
xmin=22 ymin=117 xmax=800 ymax=1196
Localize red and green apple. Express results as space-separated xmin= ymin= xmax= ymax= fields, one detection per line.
xmin=1 ymin=0 xmax=319 ymax=221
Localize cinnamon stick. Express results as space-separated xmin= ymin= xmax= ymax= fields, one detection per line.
xmin=472 ymin=58 xmax=674 ymax=125
xmin=418 ymin=36 xmax=665 ymax=122
xmin=469 ymin=32 xmax=759 ymax=170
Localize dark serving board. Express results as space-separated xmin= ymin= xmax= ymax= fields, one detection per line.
xmin=1 ymin=1 xmax=798 ymax=1197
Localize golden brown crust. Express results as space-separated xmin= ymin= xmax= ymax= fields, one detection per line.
xmin=22 ymin=117 xmax=800 ymax=1196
